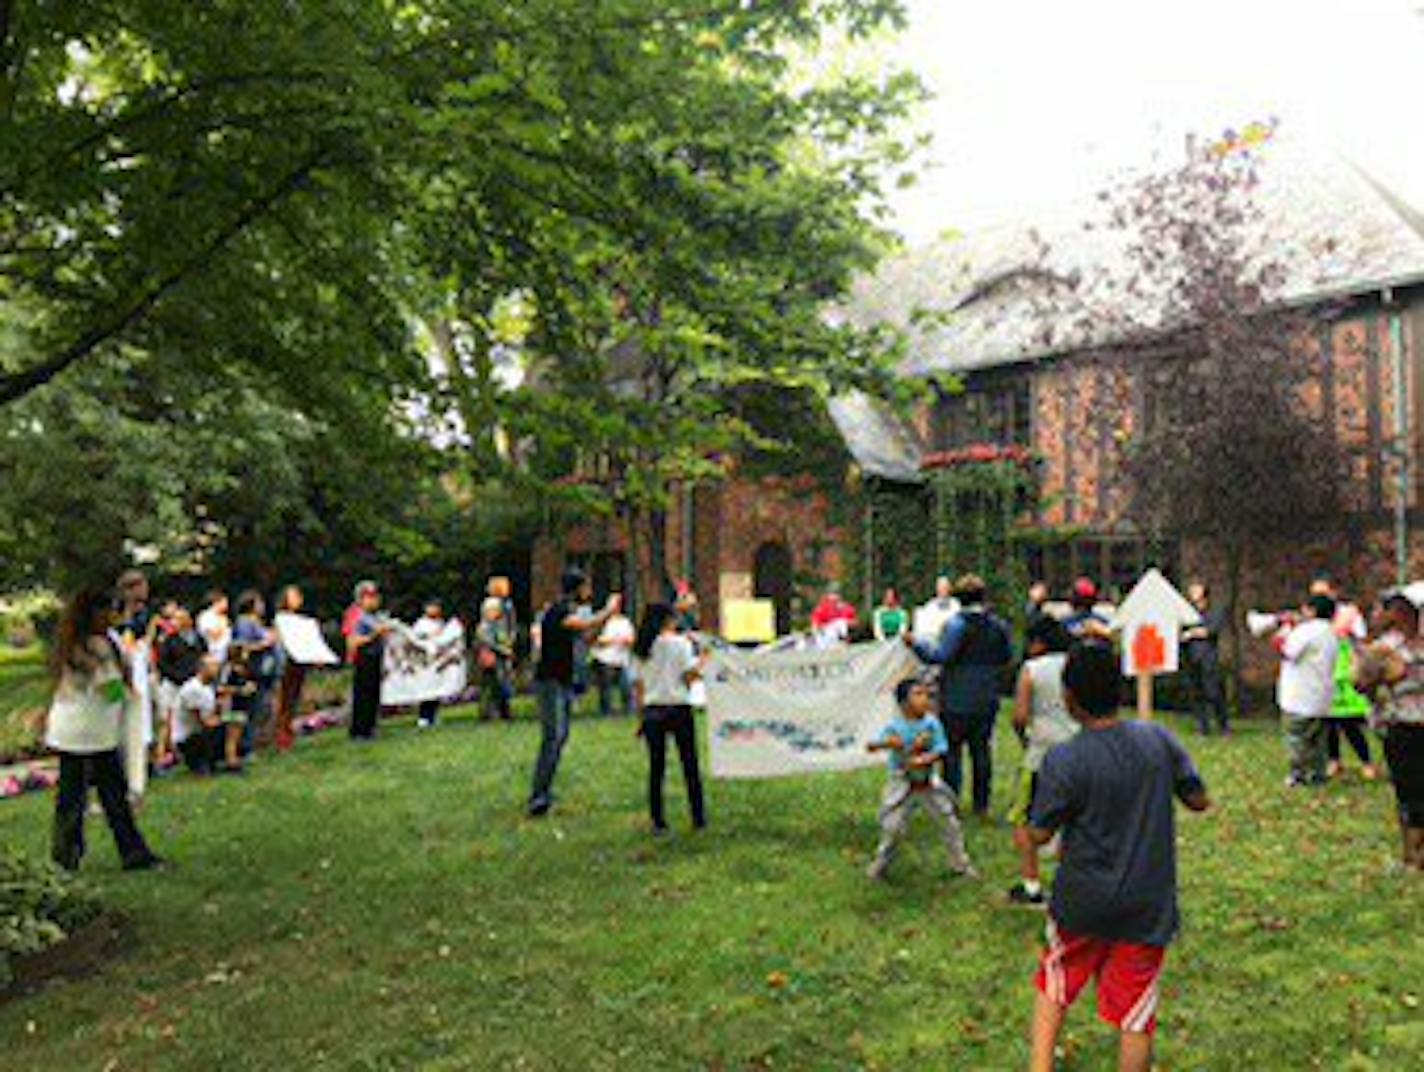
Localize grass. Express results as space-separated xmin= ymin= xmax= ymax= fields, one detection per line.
xmin=0 ymin=703 xmax=1419 ymax=1070
xmin=0 ymin=646 xmax=49 ymax=762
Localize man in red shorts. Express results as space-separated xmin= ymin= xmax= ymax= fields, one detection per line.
xmin=1027 ymin=642 xmax=1211 ymax=1072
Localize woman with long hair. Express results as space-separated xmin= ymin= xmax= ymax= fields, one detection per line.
xmin=46 ymin=590 xmax=161 ymax=871
xmin=632 ymin=603 xmax=706 ymax=835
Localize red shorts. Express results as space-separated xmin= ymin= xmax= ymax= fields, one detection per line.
xmin=1035 ymin=918 xmax=1166 ymax=1035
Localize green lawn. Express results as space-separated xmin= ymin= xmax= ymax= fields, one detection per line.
xmin=0 ymin=705 xmax=1419 ymax=1070
xmin=0 ymin=646 xmax=49 ymax=761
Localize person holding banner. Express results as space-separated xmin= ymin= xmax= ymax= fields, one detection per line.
xmin=345 ymin=581 xmax=391 ymax=741
xmin=865 ymin=678 xmax=975 ymax=880
xmin=632 ymin=603 xmax=707 ymax=835
xmin=272 ymin=585 xmax=321 ymax=751
xmin=414 ymin=599 xmax=450 ymax=728
xmin=906 ymin=574 xmax=1013 ymax=816
xmin=527 ymin=569 xmax=621 ymax=818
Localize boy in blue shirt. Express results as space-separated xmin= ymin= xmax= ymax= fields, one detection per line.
xmin=865 ymin=679 xmax=977 ymax=881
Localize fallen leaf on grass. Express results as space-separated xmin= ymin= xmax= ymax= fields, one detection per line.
xmin=766 ymin=970 xmax=790 ymax=989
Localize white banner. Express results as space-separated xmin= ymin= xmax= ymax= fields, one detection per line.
xmin=381 ymin=619 xmax=468 ymax=706
xmin=275 ymin=612 xmax=340 ymax=667
xmin=706 ymin=640 xmax=918 ymax=779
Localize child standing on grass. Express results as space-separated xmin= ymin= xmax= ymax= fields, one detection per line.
xmin=865 ymin=678 xmax=976 ymax=881
xmin=46 ymin=590 xmax=162 ymax=872
xmin=1007 ymin=616 xmax=1077 ymax=907
xmin=1027 ymin=642 xmax=1210 ymax=1072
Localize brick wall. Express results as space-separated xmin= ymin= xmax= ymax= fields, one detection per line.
xmin=529 ymin=472 xmax=850 ymax=633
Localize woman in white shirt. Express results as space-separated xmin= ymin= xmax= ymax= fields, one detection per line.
xmin=632 ymin=603 xmax=707 ymax=835
xmin=47 ymin=589 xmax=161 ymax=872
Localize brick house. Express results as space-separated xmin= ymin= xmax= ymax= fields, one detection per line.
xmin=835 ymin=140 xmax=1424 ymax=640
xmin=531 ymin=141 xmax=1424 ymax=652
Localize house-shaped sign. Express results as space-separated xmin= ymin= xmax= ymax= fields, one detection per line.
xmin=1111 ymin=568 xmax=1201 ymax=679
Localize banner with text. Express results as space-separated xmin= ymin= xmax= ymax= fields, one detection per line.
xmin=706 ymin=640 xmax=918 ymax=779
xmin=381 ymin=619 xmax=468 ymax=706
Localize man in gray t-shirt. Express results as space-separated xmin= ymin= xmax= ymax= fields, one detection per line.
xmin=1027 ymin=643 xmax=1210 ymax=1072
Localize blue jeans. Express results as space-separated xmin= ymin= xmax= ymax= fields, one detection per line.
xmin=594 ymin=663 xmax=632 ymax=716
xmin=943 ymin=704 xmax=997 ymax=814
xmin=530 ymin=680 xmax=574 ymax=811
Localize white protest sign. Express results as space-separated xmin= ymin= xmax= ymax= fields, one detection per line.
xmin=705 ymin=640 xmax=918 ymax=779
xmin=122 ymin=636 xmax=152 ymax=796
xmin=381 ymin=619 xmax=468 ymax=706
xmin=1111 ymin=568 xmax=1200 ymax=678
xmin=275 ymin=612 xmax=340 ymax=667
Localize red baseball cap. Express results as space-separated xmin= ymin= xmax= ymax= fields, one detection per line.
xmin=1072 ymin=577 xmax=1098 ymax=601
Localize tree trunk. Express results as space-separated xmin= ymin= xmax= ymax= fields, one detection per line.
xmin=1226 ymin=541 xmax=1245 ymax=718
xmin=647 ymin=504 xmax=671 ymax=606
xmin=622 ymin=500 xmax=642 ymax=617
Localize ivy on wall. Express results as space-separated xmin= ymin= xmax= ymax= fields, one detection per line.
xmin=853 ymin=450 xmax=1070 ymax=627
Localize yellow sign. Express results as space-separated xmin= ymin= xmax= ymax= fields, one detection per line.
xmin=722 ymin=599 xmax=777 ymax=643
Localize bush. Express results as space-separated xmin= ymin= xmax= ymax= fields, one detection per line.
xmin=0 ymin=849 xmax=104 ymax=987
xmin=0 ymin=589 xmax=60 ymax=650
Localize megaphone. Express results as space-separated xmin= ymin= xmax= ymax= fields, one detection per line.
xmin=1246 ymin=611 xmax=1282 ymax=638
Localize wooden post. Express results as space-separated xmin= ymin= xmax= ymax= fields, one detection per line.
xmin=1136 ymin=672 xmax=1155 ymax=721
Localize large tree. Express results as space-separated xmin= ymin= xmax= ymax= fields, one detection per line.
xmin=2 ymin=2 xmax=920 ymax=597
xmin=1087 ymin=132 xmax=1352 ymax=699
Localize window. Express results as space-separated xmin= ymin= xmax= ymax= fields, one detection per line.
xmin=933 ymin=372 xmax=1032 ymax=450
xmin=1028 ymin=535 xmax=1180 ymax=601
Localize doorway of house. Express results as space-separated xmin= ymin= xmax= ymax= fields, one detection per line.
xmin=754 ymin=541 xmax=794 ymax=636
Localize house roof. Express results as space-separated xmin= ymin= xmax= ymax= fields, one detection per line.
xmin=827 ymin=392 xmax=925 ymax=483
xmin=842 ymin=139 xmax=1424 ymax=379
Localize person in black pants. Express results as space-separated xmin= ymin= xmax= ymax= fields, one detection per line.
xmin=46 ymin=590 xmax=161 ymax=872
xmin=906 ymin=574 xmax=1013 ymax=815
xmin=344 ymin=581 xmax=390 ymax=740
xmin=632 ymin=603 xmax=707 ymax=835
xmin=1184 ymin=582 xmax=1231 ymax=735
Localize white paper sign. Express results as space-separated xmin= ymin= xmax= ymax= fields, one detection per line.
xmin=706 ymin=640 xmax=918 ymax=780
xmin=1112 ymin=569 xmax=1199 ymax=678
xmin=381 ymin=619 xmax=468 ymax=706
xmin=275 ymin=612 xmax=340 ymax=667
xmin=122 ymin=637 xmax=152 ymax=796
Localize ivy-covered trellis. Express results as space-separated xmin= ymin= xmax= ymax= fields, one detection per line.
xmin=858 ymin=445 xmax=1064 ymax=626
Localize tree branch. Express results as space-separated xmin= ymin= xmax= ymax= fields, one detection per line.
xmin=0 ymin=158 xmax=322 ymax=406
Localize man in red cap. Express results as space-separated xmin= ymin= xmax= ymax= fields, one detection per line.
xmin=1065 ymin=578 xmax=1111 ymax=642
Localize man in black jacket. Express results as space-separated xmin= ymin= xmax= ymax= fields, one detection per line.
xmin=907 ymin=574 xmax=1014 ymax=815
xmin=1183 ymin=582 xmax=1230 ymax=736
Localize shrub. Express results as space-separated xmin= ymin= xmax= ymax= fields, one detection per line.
xmin=0 ymin=849 xmax=104 ymax=987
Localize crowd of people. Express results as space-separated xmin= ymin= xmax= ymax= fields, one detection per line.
xmin=36 ymin=558 xmax=1422 ymax=1071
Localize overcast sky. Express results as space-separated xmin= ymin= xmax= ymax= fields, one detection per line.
xmin=884 ymin=0 xmax=1424 ymax=244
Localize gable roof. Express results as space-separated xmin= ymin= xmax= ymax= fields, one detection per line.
xmin=844 ymin=139 xmax=1424 ymax=379
xmin=827 ymin=392 xmax=925 ymax=483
